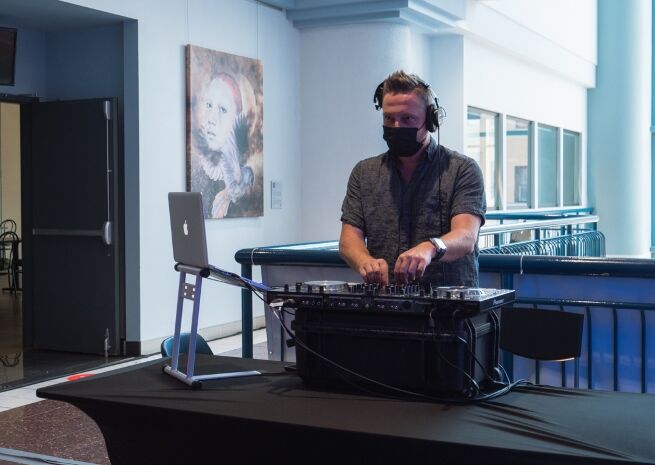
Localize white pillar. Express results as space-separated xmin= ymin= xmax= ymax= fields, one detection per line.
xmin=588 ymin=0 xmax=652 ymax=257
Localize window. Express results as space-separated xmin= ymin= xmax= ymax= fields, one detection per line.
xmin=538 ymin=124 xmax=558 ymax=207
xmin=563 ymin=130 xmax=581 ymax=206
xmin=506 ymin=117 xmax=530 ymax=209
xmin=466 ymin=108 xmax=499 ymax=210
xmin=466 ymin=106 xmax=583 ymax=212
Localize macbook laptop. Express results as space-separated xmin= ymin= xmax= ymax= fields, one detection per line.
xmin=168 ymin=192 xmax=270 ymax=292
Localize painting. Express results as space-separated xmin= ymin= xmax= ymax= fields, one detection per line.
xmin=186 ymin=45 xmax=263 ymax=218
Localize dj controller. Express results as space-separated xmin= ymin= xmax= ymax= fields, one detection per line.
xmin=265 ymin=281 xmax=515 ymax=318
xmin=265 ymin=281 xmax=515 ymax=397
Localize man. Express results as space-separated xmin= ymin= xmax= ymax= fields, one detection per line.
xmin=339 ymin=70 xmax=486 ymax=287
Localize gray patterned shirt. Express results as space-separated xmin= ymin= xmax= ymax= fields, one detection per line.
xmin=340 ymin=138 xmax=486 ymax=287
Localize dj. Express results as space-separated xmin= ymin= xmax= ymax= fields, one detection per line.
xmin=339 ymin=70 xmax=486 ymax=287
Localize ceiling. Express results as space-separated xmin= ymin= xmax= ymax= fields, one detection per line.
xmin=0 ymin=0 xmax=129 ymax=32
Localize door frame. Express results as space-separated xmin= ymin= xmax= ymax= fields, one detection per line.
xmin=0 ymin=95 xmax=38 ymax=349
xmin=15 ymin=97 xmax=127 ymax=354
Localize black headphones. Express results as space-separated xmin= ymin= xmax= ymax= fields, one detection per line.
xmin=373 ymin=77 xmax=445 ymax=132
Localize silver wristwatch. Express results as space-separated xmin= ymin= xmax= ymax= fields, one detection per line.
xmin=429 ymin=237 xmax=447 ymax=261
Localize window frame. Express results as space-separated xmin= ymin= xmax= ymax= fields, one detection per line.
xmin=466 ymin=106 xmax=501 ymax=210
xmin=465 ymin=107 xmax=584 ymax=212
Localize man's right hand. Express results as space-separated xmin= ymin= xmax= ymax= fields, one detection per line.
xmin=358 ymin=257 xmax=389 ymax=286
xmin=339 ymin=223 xmax=389 ymax=286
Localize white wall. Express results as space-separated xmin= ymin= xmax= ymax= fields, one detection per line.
xmin=60 ymin=0 xmax=597 ymax=346
xmin=45 ymin=24 xmax=124 ymax=101
xmin=297 ymin=4 xmax=593 ymax=243
xmin=65 ymin=0 xmax=302 ymax=345
xmin=462 ymin=0 xmax=596 ymax=89
xmin=429 ymin=35 xmax=465 ymax=153
xmin=299 ymin=23 xmax=431 ymax=242
xmin=464 ymin=38 xmax=587 ymax=132
xmin=464 ymin=36 xmax=589 ymax=208
xmin=480 ymin=0 xmax=597 ymax=64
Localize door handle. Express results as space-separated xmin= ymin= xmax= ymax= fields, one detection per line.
xmin=33 ymin=221 xmax=112 ymax=245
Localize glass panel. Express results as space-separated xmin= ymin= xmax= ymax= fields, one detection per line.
xmin=538 ymin=124 xmax=558 ymax=207
xmin=506 ymin=117 xmax=530 ymax=209
xmin=466 ymin=108 xmax=498 ymax=210
xmin=563 ymin=130 xmax=581 ymax=206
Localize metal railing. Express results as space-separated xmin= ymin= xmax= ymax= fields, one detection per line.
xmin=507 ymin=298 xmax=653 ymax=393
xmin=478 ymin=214 xmax=600 ymax=250
xmin=480 ymin=255 xmax=655 ymax=394
xmin=481 ymin=230 xmax=605 ymax=257
xmin=485 ymin=207 xmax=594 ymax=222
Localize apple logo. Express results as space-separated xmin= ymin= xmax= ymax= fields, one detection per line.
xmin=183 ymin=220 xmax=189 ymax=236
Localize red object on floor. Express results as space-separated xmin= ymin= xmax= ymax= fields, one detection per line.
xmin=67 ymin=373 xmax=95 ymax=381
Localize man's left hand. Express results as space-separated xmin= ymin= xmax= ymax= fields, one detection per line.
xmin=393 ymin=241 xmax=435 ymax=283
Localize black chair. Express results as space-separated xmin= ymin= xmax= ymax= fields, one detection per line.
xmin=0 ymin=219 xmax=16 ymax=234
xmin=500 ymin=307 xmax=584 ymax=386
xmin=160 ymin=332 xmax=214 ymax=357
xmin=0 ymin=230 xmax=20 ymax=293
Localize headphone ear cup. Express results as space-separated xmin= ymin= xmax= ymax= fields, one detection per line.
xmin=426 ymin=104 xmax=439 ymax=132
xmin=436 ymin=105 xmax=445 ymax=128
xmin=373 ymin=82 xmax=384 ymax=110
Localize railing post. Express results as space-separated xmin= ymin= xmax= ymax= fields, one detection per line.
xmin=500 ymin=271 xmax=514 ymax=381
xmin=241 ymin=263 xmax=253 ymax=358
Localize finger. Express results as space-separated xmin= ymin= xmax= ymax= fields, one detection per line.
xmin=365 ymin=262 xmax=382 ymax=284
xmin=395 ymin=266 xmax=407 ymax=284
xmin=378 ymin=260 xmax=389 ymax=286
xmin=359 ymin=264 xmax=370 ymax=282
xmin=393 ymin=254 xmax=404 ymax=276
xmin=407 ymin=257 xmax=420 ymax=281
xmin=361 ymin=263 xmax=374 ymax=283
xmin=416 ymin=261 xmax=426 ymax=279
xmin=394 ymin=255 xmax=408 ymax=283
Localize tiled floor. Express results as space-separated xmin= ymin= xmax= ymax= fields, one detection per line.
xmin=0 ymin=329 xmax=269 ymax=465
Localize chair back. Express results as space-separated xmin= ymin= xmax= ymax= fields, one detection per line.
xmin=500 ymin=307 xmax=583 ymax=361
xmin=0 ymin=231 xmax=19 ymax=270
xmin=0 ymin=219 xmax=16 ymax=233
xmin=160 ymin=332 xmax=214 ymax=357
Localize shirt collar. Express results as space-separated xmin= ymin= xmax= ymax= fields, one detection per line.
xmin=425 ymin=136 xmax=439 ymax=162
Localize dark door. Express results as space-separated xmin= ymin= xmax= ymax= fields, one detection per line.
xmin=26 ymin=99 xmax=121 ymax=355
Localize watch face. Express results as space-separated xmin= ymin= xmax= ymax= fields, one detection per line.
xmin=431 ymin=238 xmax=446 ymax=259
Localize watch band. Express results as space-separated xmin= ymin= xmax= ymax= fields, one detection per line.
xmin=430 ymin=237 xmax=447 ymax=261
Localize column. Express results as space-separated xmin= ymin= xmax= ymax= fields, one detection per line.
xmin=588 ymin=0 xmax=652 ymax=257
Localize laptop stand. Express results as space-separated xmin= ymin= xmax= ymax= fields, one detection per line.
xmin=163 ymin=263 xmax=261 ymax=389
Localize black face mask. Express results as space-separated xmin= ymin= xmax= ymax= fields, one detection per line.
xmin=383 ymin=126 xmax=423 ymax=157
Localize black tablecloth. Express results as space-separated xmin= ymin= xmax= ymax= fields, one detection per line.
xmin=37 ymin=355 xmax=655 ymax=465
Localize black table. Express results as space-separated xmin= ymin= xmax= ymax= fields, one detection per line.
xmin=37 ymin=355 xmax=655 ymax=465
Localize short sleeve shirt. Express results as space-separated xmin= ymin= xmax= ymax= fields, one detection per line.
xmin=340 ymin=138 xmax=486 ymax=287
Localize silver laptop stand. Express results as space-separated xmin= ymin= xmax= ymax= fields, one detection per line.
xmin=163 ymin=264 xmax=261 ymax=389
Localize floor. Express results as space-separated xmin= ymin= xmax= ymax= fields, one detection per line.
xmin=0 ymin=281 xmax=272 ymax=464
xmin=1 ymin=292 xmax=137 ymax=394
xmin=0 ymin=329 xmax=269 ymax=465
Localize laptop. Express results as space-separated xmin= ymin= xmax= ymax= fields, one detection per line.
xmin=168 ymin=192 xmax=270 ymax=292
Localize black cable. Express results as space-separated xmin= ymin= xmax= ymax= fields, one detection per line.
xmin=240 ymin=278 xmax=526 ymax=402
xmin=272 ymin=304 xmax=523 ymax=404
xmin=435 ymin=131 xmax=446 ymax=287
xmin=431 ymin=307 xmax=496 ymax=384
xmin=272 ymin=306 xmax=438 ymax=401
